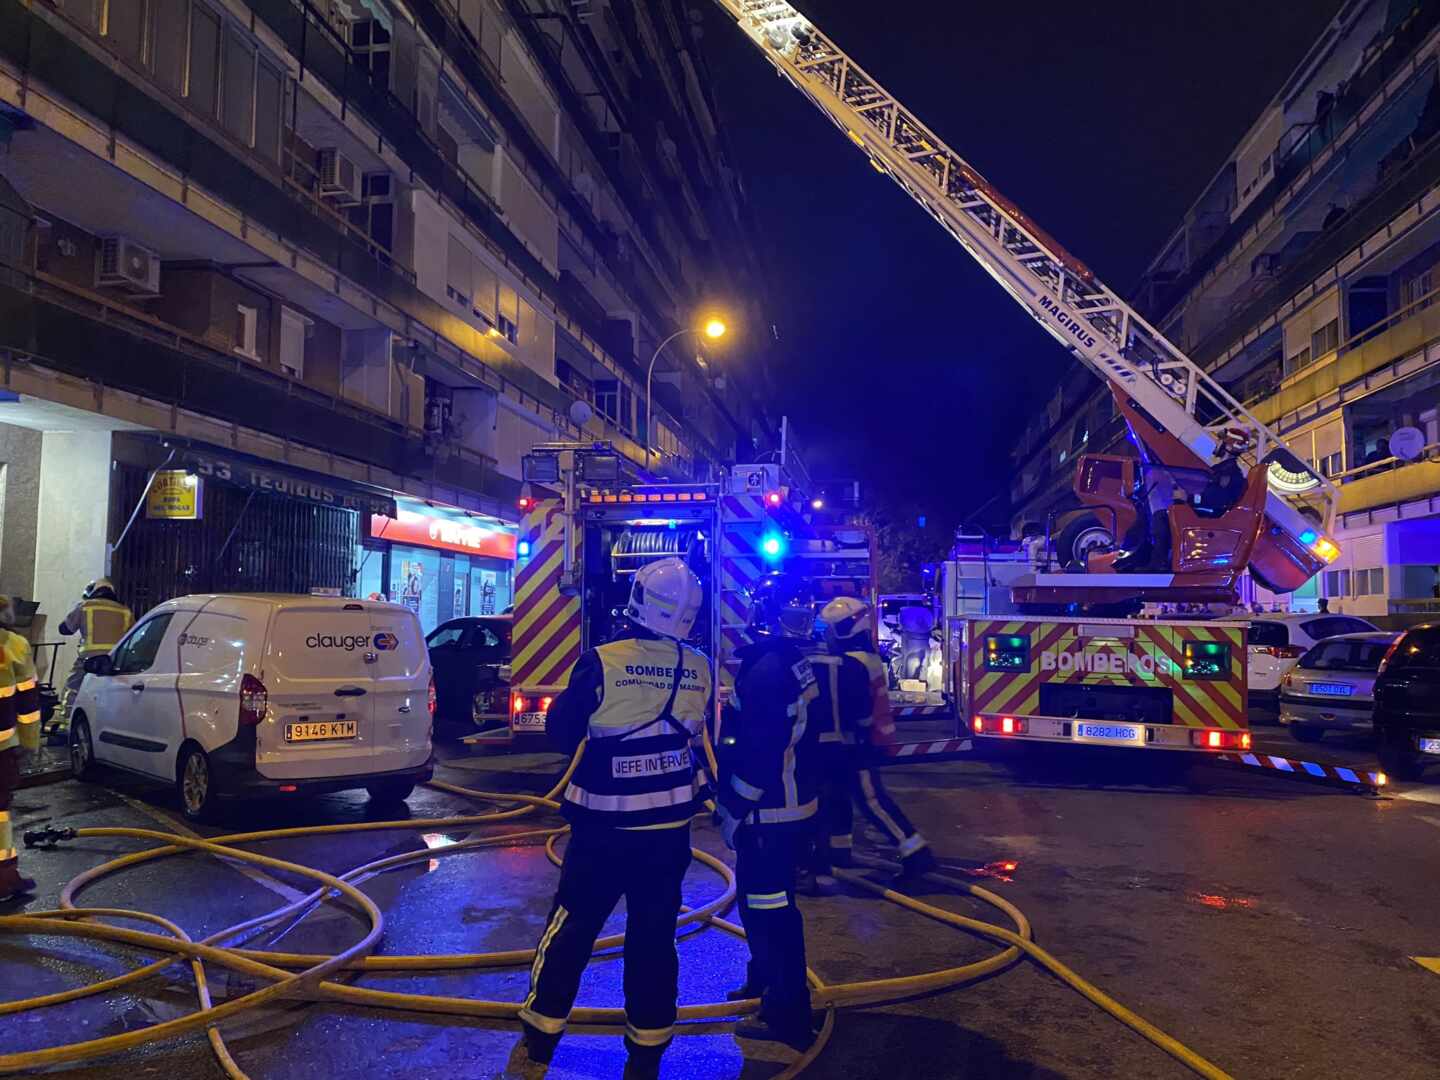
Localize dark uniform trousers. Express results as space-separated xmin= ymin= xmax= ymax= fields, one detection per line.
xmin=736 ymin=821 xmax=811 ymax=1033
xmin=811 ymin=748 xmax=923 ymax=874
xmin=521 ymin=822 xmax=693 ymax=1052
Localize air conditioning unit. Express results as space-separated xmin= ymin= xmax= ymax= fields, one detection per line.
xmin=96 ymin=236 xmax=161 ymax=296
xmin=317 ymin=147 xmax=363 ymax=206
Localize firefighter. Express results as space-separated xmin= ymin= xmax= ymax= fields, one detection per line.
xmin=716 ymin=572 xmax=821 ymax=1052
xmin=507 ymin=557 xmax=712 ymax=1080
xmin=0 ymin=595 xmax=40 ymax=902
xmin=56 ymin=578 xmax=133 ymax=731
xmin=811 ymin=596 xmax=936 ymax=879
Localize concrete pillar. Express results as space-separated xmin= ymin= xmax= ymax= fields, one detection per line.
xmin=0 ymin=422 xmax=43 ymax=600
xmin=33 ymin=430 xmax=113 ymax=678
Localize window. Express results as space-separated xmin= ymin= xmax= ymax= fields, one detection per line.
xmin=152 ymin=0 xmax=190 ymax=90
xmin=1298 ymin=638 xmax=1390 ymax=672
xmin=255 ymin=59 xmax=284 ymax=163
xmin=1310 ymin=319 xmax=1339 ymax=359
xmin=1301 ymin=616 xmax=1376 ymax=640
xmin=235 ymin=305 xmax=259 ymax=359
xmin=1324 ymin=570 xmax=1342 ymax=596
xmin=446 ymin=235 xmax=473 ymax=309
xmin=618 ymin=381 xmax=633 ymax=434
xmin=426 ymin=623 xmax=467 ymax=650
xmin=223 ymin=30 xmax=256 ymax=143
xmin=1385 ymin=627 xmax=1440 ymax=671
xmin=104 ymin=0 xmax=146 ymax=63
xmin=1320 ymin=451 xmax=1343 ymax=478
xmin=187 ymin=4 xmax=221 ymax=118
xmin=594 ymin=378 xmax=619 ymax=425
xmin=113 ymin=615 xmax=174 ymax=675
xmin=1246 ymin=621 xmax=1289 ymax=648
xmin=1351 ymin=568 xmax=1384 ymax=597
xmin=1286 ymin=347 xmax=1312 ymax=375
xmin=279 ymin=307 xmax=312 ymax=379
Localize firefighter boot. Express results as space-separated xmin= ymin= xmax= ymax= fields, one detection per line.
xmin=500 ymin=1022 xmax=558 ymax=1080
xmin=900 ymin=845 xmax=938 ymax=878
xmin=734 ymin=1016 xmax=817 ymax=1054
xmin=727 ymin=960 xmax=767 ymax=1002
xmin=0 ymin=857 xmax=36 ymax=903
xmin=621 ymin=1038 xmax=667 ymax=1080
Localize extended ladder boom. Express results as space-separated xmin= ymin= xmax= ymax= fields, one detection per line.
xmin=714 ymin=1 xmax=1340 ymax=584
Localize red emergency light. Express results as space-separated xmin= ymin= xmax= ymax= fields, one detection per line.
xmin=765 ymin=491 xmax=783 ymax=508
xmin=1191 ymin=729 xmax=1251 ymax=751
xmin=518 ymin=496 xmax=533 ymax=511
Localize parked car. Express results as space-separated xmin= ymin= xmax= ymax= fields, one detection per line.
xmin=1279 ymin=632 xmax=1398 ymax=742
xmin=1247 ymin=613 xmax=1379 ymax=704
xmin=69 ymin=594 xmax=434 ymax=820
xmin=1373 ymin=622 xmax=1440 ymax=781
xmin=427 ymin=615 xmax=511 ymax=734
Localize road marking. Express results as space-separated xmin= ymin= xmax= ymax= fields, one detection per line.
xmin=1411 ymin=957 xmax=1440 ymax=977
xmin=117 ymin=793 xmax=309 ymax=905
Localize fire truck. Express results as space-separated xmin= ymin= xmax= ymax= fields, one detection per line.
xmin=698 ymin=2 xmax=1361 ymax=758
xmin=478 ymin=447 xmax=872 ymax=745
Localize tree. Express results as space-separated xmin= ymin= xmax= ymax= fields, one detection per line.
xmin=860 ymin=497 xmax=957 ymax=593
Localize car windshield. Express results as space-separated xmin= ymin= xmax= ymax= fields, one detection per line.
xmin=1247 ymin=621 xmax=1288 ymax=647
xmin=1299 ymin=616 xmax=1377 ymax=640
xmin=1299 ymin=639 xmax=1391 ymax=672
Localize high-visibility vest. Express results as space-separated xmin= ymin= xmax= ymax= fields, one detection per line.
xmin=847 ymin=649 xmax=897 ymax=747
xmin=1 ymin=632 xmax=40 ymax=752
xmin=0 ymin=635 xmax=18 ymax=755
xmin=563 ymin=637 xmax=711 ymax=829
xmin=79 ymin=599 xmax=134 ymax=656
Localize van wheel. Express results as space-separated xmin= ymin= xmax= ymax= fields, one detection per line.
xmin=69 ymin=716 xmax=98 ymax=781
xmin=178 ymin=746 xmax=220 ymax=822
xmin=366 ymin=779 xmax=415 ymax=804
xmin=1290 ymin=724 xmax=1324 ymax=743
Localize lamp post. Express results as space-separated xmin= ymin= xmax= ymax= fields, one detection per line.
xmin=645 ymin=318 xmax=725 ymax=468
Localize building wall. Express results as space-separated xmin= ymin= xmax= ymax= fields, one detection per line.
xmin=0 ymin=423 xmax=42 ymax=601
xmin=33 ymin=431 xmax=111 ymax=671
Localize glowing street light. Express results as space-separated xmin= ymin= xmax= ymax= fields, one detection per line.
xmin=704 ymin=318 xmax=727 ymax=340
xmin=646 ymin=315 xmax=730 ymax=466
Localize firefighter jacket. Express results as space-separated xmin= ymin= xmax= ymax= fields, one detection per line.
xmin=1 ymin=633 xmax=40 ymax=752
xmin=0 ymin=636 xmax=18 ymax=755
xmin=61 ymin=598 xmax=134 ymax=656
xmin=549 ymin=631 xmax=713 ymax=830
xmin=844 ymin=648 xmax=898 ymax=749
xmin=718 ymin=636 xmax=821 ymax=826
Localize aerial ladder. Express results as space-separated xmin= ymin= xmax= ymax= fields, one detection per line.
xmin=712 ymin=1 xmax=1343 ymax=608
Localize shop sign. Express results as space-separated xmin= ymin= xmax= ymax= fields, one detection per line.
xmin=146 ymin=470 xmax=202 ymax=520
xmin=371 ymin=509 xmax=517 ymax=560
xmin=184 ymin=452 xmax=396 ymax=517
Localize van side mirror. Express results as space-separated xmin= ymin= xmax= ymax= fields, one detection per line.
xmin=82 ymin=654 xmax=114 ymax=676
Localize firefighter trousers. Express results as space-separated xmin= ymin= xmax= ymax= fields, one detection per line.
xmin=811 ymin=747 xmax=927 ymax=873
xmin=59 ymin=654 xmax=89 ymax=732
xmin=518 ymin=821 xmax=692 ymax=1056
xmin=736 ymin=821 xmax=812 ymax=1036
xmin=1 ymin=747 xmax=16 ymax=857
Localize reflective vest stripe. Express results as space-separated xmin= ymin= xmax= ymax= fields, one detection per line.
xmin=730 ymin=774 xmax=764 ymax=801
xmin=754 ymin=798 xmax=817 ymax=824
xmin=626 ymin=1024 xmax=675 ymax=1048
xmin=563 ymin=781 xmax=696 ymax=813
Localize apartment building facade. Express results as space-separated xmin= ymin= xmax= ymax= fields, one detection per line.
xmin=0 ymin=0 xmax=780 ymax=638
xmin=1010 ymin=0 xmax=1440 ymax=627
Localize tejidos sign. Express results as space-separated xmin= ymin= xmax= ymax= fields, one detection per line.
xmin=145 ymin=470 xmax=202 ymax=520
xmin=180 ymin=450 xmax=397 ymax=518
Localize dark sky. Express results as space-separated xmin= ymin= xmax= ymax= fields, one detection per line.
xmin=700 ymin=0 xmax=1343 ymax=522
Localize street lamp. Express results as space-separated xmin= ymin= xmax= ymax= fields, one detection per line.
xmin=645 ymin=318 xmax=726 ymax=467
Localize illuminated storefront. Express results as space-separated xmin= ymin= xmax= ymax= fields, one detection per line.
xmin=358 ymin=498 xmax=517 ymax=634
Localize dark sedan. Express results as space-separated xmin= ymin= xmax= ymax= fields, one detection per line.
xmin=427 ymin=616 xmax=511 ymax=735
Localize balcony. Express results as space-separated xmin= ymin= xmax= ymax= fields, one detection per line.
xmin=1253 ymin=284 xmax=1440 ymax=426
xmin=1335 ymin=454 xmax=1440 ymax=516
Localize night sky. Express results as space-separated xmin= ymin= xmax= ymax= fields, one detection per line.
xmin=701 ymin=0 xmax=1343 ymax=525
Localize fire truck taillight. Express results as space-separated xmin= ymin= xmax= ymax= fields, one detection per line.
xmin=984 ymin=634 xmax=1031 ymax=672
xmin=1192 ymin=729 xmax=1251 ymax=751
xmin=512 ymin=694 xmax=526 ymax=714
xmin=973 ymin=715 xmax=1027 ymax=735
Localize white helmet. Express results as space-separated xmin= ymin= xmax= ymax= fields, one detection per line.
xmin=625 ymin=557 xmax=704 ymax=640
xmin=85 ymin=577 xmax=116 ymax=600
xmin=820 ymin=596 xmax=872 ymax=646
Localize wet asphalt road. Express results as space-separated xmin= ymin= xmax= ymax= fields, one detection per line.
xmin=3 ymin=717 xmax=1439 ymax=1080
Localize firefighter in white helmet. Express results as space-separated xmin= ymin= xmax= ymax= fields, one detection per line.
xmin=810 ymin=596 xmax=936 ymax=879
xmin=507 ymin=556 xmax=713 ymax=1080
xmin=56 ymin=578 xmax=133 ymax=733
xmin=0 ymin=595 xmax=40 ymax=902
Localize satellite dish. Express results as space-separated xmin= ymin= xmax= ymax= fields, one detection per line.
xmin=568 ymin=399 xmax=594 ymax=427
xmin=1390 ymin=426 xmax=1425 ymax=461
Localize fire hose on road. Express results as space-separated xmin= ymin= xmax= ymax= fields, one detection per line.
xmin=0 ymin=741 xmax=1234 ymax=1080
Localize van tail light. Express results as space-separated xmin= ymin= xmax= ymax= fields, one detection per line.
xmin=428 ymin=676 xmax=437 ymax=717
xmin=1192 ymin=729 xmax=1250 ymax=751
xmin=1255 ymin=645 xmax=1304 ymax=659
xmin=239 ymin=674 xmax=268 ymax=727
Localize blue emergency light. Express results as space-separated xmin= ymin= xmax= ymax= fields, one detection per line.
xmin=760 ymin=533 xmax=787 ymax=561
xmin=517 ymin=539 xmax=532 ymax=559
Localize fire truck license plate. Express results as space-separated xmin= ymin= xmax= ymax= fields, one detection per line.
xmin=285 ymin=721 xmax=357 ymax=742
xmin=513 ymin=712 xmax=547 ymax=732
xmin=1074 ymin=722 xmax=1143 ymax=745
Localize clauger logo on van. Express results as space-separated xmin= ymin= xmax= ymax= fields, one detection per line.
xmin=306 ymin=632 xmax=373 ymax=651
xmin=373 ymin=632 xmax=399 ymax=651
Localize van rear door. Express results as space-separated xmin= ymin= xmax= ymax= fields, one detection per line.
xmin=259 ymin=603 xmax=378 ymax=780
xmin=365 ymin=603 xmax=431 ymax=772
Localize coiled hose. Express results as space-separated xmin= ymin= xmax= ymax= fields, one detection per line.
xmin=0 ymin=740 xmax=1233 ymax=1080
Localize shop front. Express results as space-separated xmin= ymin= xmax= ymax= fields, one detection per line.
xmin=360 ymin=498 xmax=517 ymax=635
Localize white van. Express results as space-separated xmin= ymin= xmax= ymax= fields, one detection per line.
xmin=69 ymin=594 xmax=434 ymax=820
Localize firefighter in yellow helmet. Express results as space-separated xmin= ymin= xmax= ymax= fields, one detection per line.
xmin=0 ymin=595 xmax=41 ymax=902
xmin=507 ymin=557 xmax=713 ymax=1080
xmin=56 ymin=577 xmax=133 ymax=732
